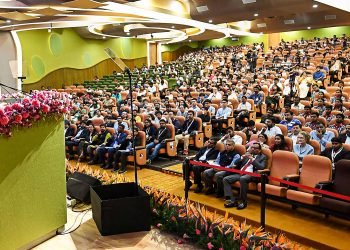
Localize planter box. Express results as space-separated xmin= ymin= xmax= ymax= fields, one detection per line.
xmin=90 ymin=183 xmax=151 ymax=236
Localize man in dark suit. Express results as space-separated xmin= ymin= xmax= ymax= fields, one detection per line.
xmin=223 ymin=142 xmax=267 ymax=210
xmin=174 ymin=110 xmax=199 ymax=155
xmin=143 ymin=118 xmax=157 ymax=144
xmin=65 ymin=121 xmax=90 ymax=160
xmin=146 ymin=119 xmax=171 ymax=164
xmin=112 ymin=127 xmax=142 ymax=174
xmin=338 ymin=124 xmax=350 ymax=144
xmin=64 ymin=120 xmax=75 ymax=141
xmin=183 ymin=137 xmax=219 ymax=193
xmin=321 ymin=137 xmax=350 ymax=179
xmin=88 ymin=124 xmax=127 ymax=168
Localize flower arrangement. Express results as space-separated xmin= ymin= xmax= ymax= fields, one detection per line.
xmin=0 ymin=91 xmax=71 ymax=137
xmin=144 ymin=186 xmax=303 ymax=250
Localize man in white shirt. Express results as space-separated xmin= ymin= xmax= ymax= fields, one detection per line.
xmin=236 ymin=96 xmax=252 ymax=113
xmin=291 ymin=97 xmax=305 ymax=112
xmin=188 ymin=99 xmax=201 ymax=115
xmin=219 ymin=126 xmax=243 ymax=145
xmin=211 ymin=99 xmax=232 ymax=135
xmin=258 ymin=118 xmax=282 ymax=137
xmin=288 ymin=123 xmax=302 ymax=145
xmin=207 ymin=87 xmax=222 ymax=100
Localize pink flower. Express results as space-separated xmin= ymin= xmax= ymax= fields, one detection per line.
xmin=34 ymin=114 xmax=40 ymax=121
xmin=15 ymin=114 xmax=22 ymax=123
xmin=0 ymin=116 xmax=9 ymax=125
xmin=22 ymin=98 xmax=30 ymax=104
xmin=62 ymin=107 xmax=68 ymax=113
xmin=208 ymin=232 xmax=213 ymax=238
xmin=207 ymin=242 xmax=214 ymax=249
xmin=240 ymin=246 xmax=246 ymax=250
xmin=196 ymin=229 xmax=201 ymax=235
xmin=22 ymin=112 xmax=29 ymax=119
xmin=156 ymin=223 xmax=162 ymax=228
xmin=4 ymin=105 xmax=12 ymax=112
xmin=42 ymin=104 xmax=50 ymax=113
xmin=0 ymin=109 xmax=4 ymax=116
xmin=32 ymin=99 xmax=40 ymax=108
xmin=12 ymin=103 xmax=22 ymax=110
xmin=177 ymin=239 xmax=183 ymax=244
xmin=219 ymin=248 xmax=223 ymax=250
xmin=171 ymin=216 xmax=176 ymax=222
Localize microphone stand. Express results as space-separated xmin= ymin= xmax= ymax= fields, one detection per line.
xmin=125 ymin=68 xmax=139 ymax=193
xmin=0 ymin=82 xmax=29 ymax=95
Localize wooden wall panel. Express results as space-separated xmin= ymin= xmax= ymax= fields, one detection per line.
xmin=162 ymin=46 xmax=197 ymax=63
xmin=23 ymin=57 xmax=147 ymax=91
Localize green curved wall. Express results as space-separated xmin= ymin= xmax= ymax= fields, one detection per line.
xmin=280 ymin=25 xmax=350 ymax=42
xmin=18 ymin=28 xmax=147 ymax=83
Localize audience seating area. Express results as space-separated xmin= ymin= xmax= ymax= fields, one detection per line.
xmin=62 ymin=34 xmax=350 ymax=219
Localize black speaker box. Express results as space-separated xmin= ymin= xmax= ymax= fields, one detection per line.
xmin=91 ymin=183 xmax=151 ymax=236
xmin=67 ymin=172 xmax=101 ymax=203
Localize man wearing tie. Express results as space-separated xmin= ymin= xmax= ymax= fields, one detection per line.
xmin=223 ymin=143 xmax=267 ymax=210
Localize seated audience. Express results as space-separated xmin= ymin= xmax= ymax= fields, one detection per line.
xmin=203 ymin=139 xmax=241 ymax=197
xmin=174 ymin=110 xmax=199 ymax=155
xmin=183 ymin=137 xmax=219 ymax=193
xmin=293 ymin=131 xmax=314 ymax=165
xmin=270 ymin=134 xmax=289 ymax=152
xmin=146 ymin=119 xmax=171 ymax=164
xmin=223 ymin=142 xmax=267 ymax=210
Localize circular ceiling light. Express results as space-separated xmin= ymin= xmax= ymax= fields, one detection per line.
xmin=313 ymin=4 xmax=318 ymax=8
xmin=208 ymin=19 xmax=213 ymax=23
xmin=254 ymin=13 xmax=259 ymax=17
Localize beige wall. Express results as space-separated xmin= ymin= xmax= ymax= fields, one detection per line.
xmin=0 ymin=32 xmax=17 ymax=93
xmin=268 ymin=33 xmax=281 ymax=48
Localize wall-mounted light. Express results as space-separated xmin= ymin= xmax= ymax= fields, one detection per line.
xmin=208 ymin=19 xmax=213 ymax=23
xmin=6 ymin=19 xmax=11 ymax=23
xmin=254 ymin=13 xmax=259 ymax=17
xmin=48 ymin=23 xmax=52 ymax=33
xmin=313 ymin=4 xmax=318 ymax=8
xmin=102 ymin=36 xmax=106 ymax=39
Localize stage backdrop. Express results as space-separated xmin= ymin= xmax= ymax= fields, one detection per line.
xmin=0 ymin=117 xmax=66 ymax=249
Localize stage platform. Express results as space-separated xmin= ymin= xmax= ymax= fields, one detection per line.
xmin=55 ymin=161 xmax=350 ymax=250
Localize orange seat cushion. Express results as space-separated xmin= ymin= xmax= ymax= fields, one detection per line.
xmin=258 ymin=183 xmax=287 ymax=197
xmin=286 ymin=190 xmax=321 ymax=205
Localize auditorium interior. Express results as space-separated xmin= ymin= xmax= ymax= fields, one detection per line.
xmin=1 ymin=0 xmax=350 ymax=249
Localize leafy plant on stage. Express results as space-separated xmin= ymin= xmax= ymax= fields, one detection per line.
xmin=66 ymin=160 xmax=131 ymax=185
xmin=144 ymin=186 xmax=302 ymax=250
xmin=0 ymin=90 xmax=71 ymax=137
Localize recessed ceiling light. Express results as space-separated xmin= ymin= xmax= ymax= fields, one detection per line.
xmin=6 ymin=19 xmax=11 ymax=23
xmin=189 ymin=40 xmax=192 ymax=42
xmin=208 ymin=19 xmax=213 ymax=23
xmin=260 ymin=32 xmax=264 ymax=34
xmin=257 ymin=23 xmax=267 ymax=28
xmin=126 ymin=32 xmax=130 ymax=35
xmin=102 ymin=36 xmax=106 ymax=39
xmin=171 ymin=25 xmax=175 ymax=29
xmin=196 ymin=5 xmax=209 ymax=12
xmin=242 ymin=0 xmax=256 ymax=4
xmin=307 ymin=26 xmax=311 ymax=29
xmin=254 ymin=13 xmax=259 ymax=17
xmin=313 ymin=4 xmax=318 ymax=8
xmin=48 ymin=28 xmax=51 ymax=33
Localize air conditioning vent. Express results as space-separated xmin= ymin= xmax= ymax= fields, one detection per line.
xmin=325 ymin=15 xmax=336 ymax=20
xmin=257 ymin=23 xmax=267 ymax=28
xmin=242 ymin=0 xmax=256 ymax=4
xmin=284 ymin=19 xmax=295 ymax=24
xmin=196 ymin=5 xmax=209 ymax=12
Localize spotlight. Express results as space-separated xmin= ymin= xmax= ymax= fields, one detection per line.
xmin=208 ymin=19 xmax=213 ymax=23
xmin=171 ymin=25 xmax=175 ymax=29
xmin=313 ymin=4 xmax=318 ymax=8
xmin=189 ymin=39 xmax=192 ymax=42
xmin=126 ymin=32 xmax=130 ymax=35
xmin=6 ymin=19 xmax=11 ymax=23
xmin=102 ymin=36 xmax=106 ymax=39
xmin=254 ymin=13 xmax=259 ymax=17
xmin=307 ymin=27 xmax=311 ymax=30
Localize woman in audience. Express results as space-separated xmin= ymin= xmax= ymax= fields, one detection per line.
xmin=270 ymin=134 xmax=289 ymax=152
xmin=293 ymin=131 xmax=314 ymax=165
xmin=246 ymin=133 xmax=269 ymax=151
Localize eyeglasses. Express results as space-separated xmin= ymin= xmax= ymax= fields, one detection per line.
xmin=226 ymin=144 xmax=233 ymax=146
xmin=251 ymin=147 xmax=260 ymax=149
